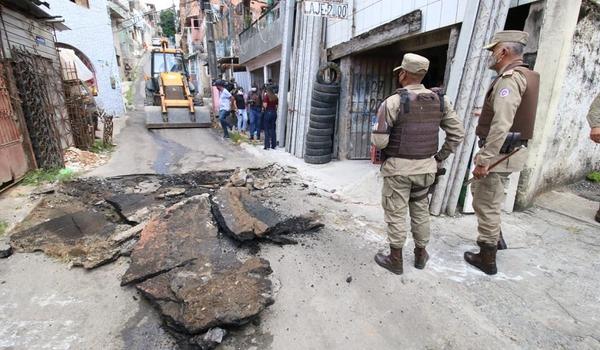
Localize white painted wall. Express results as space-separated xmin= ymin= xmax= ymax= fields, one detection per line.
xmin=326 ymin=0 xmax=469 ymax=48
xmin=519 ymin=1 xmax=600 ymax=204
xmin=47 ymin=0 xmax=125 ymax=117
xmin=326 ymin=0 xmax=541 ymax=49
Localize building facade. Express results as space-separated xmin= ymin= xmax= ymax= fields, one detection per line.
xmin=47 ymin=0 xmax=125 ymax=116
xmin=236 ymin=0 xmax=600 ymax=212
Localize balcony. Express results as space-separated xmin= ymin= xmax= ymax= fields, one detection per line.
xmin=107 ymin=0 xmax=129 ymax=19
xmin=238 ymin=4 xmax=282 ymax=64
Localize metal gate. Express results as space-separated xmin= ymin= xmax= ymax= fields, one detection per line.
xmin=348 ymin=56 xmax=400 ymax=159
xmin=0 ymin=61 xmax=30 ymax=186
xmin=12 ymin=47 xmax=65 ymax=168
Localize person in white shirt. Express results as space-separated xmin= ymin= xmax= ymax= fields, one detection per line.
xmin=215 ymin=80 xmax=234 ymax=138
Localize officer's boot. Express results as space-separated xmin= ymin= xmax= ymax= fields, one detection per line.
xmin=374 ymin=246 xmax=403 ymax=275
xmin=413 ymin=247 xmax=429 ymax=269
xmin=464 ymin=242 xmax=498 ymax=275
xmin=595 ymin=204 xmax=600 ymax=223
xmin=497 ymin=230 xmax=507 ymax=250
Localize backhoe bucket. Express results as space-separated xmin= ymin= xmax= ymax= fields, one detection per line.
xmin=145 ymin=105 xmax=212 ymax=129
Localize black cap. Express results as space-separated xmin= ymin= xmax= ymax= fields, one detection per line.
xmin=213 ymin=79 xmax=225 ymax=87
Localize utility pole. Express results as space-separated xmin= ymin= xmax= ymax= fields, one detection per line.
xmin=276 ymin=0 xmax=296 ymax=148
xmin=201 ymin=0 xmax=219 ymax=79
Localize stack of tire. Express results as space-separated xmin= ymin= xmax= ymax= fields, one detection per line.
xmin=304 ymin=63 xmax=341 ymax=164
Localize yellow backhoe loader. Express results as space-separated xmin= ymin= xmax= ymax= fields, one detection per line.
xmin=144 ymin=40 xmax=210 ymax=129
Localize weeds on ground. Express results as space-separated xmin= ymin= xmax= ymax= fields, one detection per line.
xmin=125 ymin=87 xmax=134 ymax=106
xmin=229 ymin=131 xmax=245 ymax=144
xmin=0 ymin=220 xmax=7 ymax=236
xmin=21 ymin=168 xmax=75 ymax=185
xmin=90 ymin=140 xmax=115 ymax=154
xmin=586 ymin=171 xmax=600 ymax=183
xmin=125 ymin=70 xmax=138 ymax=106
xmin=228 ymin=131 xmax=263 ymax=146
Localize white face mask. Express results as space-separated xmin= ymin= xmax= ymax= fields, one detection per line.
xmin=251 ymin=88 xmax=257 ymax=92
xmin=487 ymin=50 xmax=502 ymax=69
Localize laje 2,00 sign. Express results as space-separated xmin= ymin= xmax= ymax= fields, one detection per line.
xmin=303 ymin=1 xmax=349 ymax=19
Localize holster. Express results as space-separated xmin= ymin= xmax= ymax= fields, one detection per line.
xmin=478 ymin=132 xmax=524 ymax=154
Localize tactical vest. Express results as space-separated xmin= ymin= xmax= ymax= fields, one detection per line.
xmin=477 ymin=63 xmax=540 ymax=140
xmin=384 ymin=88 xmax=444 ymax=159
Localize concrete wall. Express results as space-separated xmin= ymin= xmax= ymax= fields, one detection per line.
xmin=239 ymin=13 xmax=283 ymax=64
xmin=47 ymin=0 xmax=125 ymax=117
xmin=326 ymin=0 xmax=540 ymax=49
xmin=518 ymin=0 xmax=600 ymax=206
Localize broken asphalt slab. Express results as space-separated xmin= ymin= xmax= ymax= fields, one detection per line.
xmin=212 ymin=186 xmax=323 ymax=244
xmin=122 ymin=195 xmax=273 ymax=345
xmin=10 ymin=210 xmax=135 ymax=269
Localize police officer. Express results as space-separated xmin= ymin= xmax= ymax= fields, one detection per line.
xmin=372 ymin=53 xmax=464 ymax=275
xmin=586 ymin=93 xmax=600 ymax=222
xmin=464 ymin=31 xmax=540 ymax=275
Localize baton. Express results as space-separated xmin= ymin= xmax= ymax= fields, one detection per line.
xmin=465 ymin=146 xmax=524 ymax=185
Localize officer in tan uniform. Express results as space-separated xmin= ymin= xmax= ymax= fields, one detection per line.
xmin=371 ymin=53 xmax=464 ymax=275
xmin=586 ymin=93 xmax=600 ymax=222
xmin=464 ymin=31 xmax=540 ymax=275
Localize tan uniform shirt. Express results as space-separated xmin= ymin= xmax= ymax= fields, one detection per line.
xmin=371 ymin=84 xmax=465 ymax=177
xmin=475 ymin=68 xmax=529 ymax=173
xmin=588 ymin=93 xmax=600 ymax=128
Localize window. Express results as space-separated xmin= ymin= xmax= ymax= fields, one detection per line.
xmin=153 ymin=53 xmax=185 ymax=75
xmin=70 ymin=0 xmax=90 ymax=8
xmin=191 ymin=18 xmax=200 ymax=28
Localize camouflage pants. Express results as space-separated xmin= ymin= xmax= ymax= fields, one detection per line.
xmin=472 ymin=172 xmax=511 ymax=245
xmin=382 ymin=174 xmax=436 ymax=249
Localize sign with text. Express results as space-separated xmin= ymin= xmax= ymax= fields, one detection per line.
xmin=303 ymin=0 xmax=349 ymax=19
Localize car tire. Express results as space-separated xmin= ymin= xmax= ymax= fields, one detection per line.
xmin=311 ymin=106 xmax=337 ymax=116
xmin=306 ymin=133 xmax=332 ymax=142
xmin=316 ymin=62 xmax=342 ymax=85
xmin=309 ymin=114 xmax=336 ymax=124
xmin=305 ymin=147 xmax=332 ymax=156
xmin=313 ymin=81 xmax=341 ymax=94
xmin=312 ymin=89 xmax=339 ymax=104
xmin=306 ymin=140 xmax=333 ymax=149
xmin=311 ymin=98 xmax=333 ymax=108
xmin=307 ymin=127 xmax=334 ymax=136
xmin=309 ymin=120 xmax=335 ymax=129
xmin=304 ymin=153 xmax=332 ymax=164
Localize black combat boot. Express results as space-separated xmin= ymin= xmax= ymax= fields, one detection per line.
xmin=374 ymin=246 xmax=403 ymax=275
xmin=464 ymin=242 xmax=498 ymax=275
xmin=414 ymin=247 xmax=429 ymax=269
xmin=497 ymin=230 xmax=507 ymax=250
xmin=596 ymin=205 xmax=600 ymax=223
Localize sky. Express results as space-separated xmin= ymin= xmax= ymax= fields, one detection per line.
xmin=147 ymin=0 xmax=178 ymax=11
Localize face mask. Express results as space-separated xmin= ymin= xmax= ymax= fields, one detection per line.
xmin=238 ymin=91 xmax=243 ymax=95
xmin=398 ymin=71 xmax=406 ymax=87
xmin=487 ymin=50 xmax=502 ymax=69
xmin=251 ymin=88 xmax=257 ymax=92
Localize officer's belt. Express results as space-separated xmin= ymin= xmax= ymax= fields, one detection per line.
xmin=478 ymin=137 xmax=528 ymax=149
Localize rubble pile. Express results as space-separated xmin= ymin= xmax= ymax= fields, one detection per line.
xmin=64 ymin=146 xmax=109 ymax=172
xmin=7 ymin=165 xmax=321 ymax=349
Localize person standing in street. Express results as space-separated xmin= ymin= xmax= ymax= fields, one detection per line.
xmin=371 ymin=53 xmax=465 ymax=275
xmin=247 ymin=85 xmax=262 ymax=141
xmin=215 ymin=80 xmax=234 ymax=139
xmin=235 ymin=88 xmax=248 ymax=133
xmin=586 ymin=92 xmax=600 ymax=222
xmin=263 ymin=86 xmax=278 ymax=150
xmin=464 ymin=31 xmax=540 ymax=275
